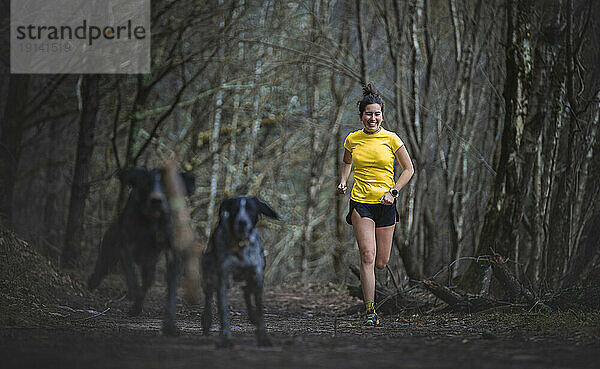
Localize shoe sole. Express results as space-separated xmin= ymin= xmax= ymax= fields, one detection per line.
xmin=363 ymin=319 xmax=381 ymax=327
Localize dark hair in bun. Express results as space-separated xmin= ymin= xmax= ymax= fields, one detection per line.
xmin=357 ymin=83 xmax=384 ymax=115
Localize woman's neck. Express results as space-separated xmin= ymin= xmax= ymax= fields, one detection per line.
xmin=363 ymin=127 xmax=381 ymax=135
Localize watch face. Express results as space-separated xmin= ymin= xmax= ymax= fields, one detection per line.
xmin=391 ymin=189 xmax=399 ymax=197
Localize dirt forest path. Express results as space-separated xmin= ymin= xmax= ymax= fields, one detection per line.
xmin=2 ymin=280 xmax=599 ymax=369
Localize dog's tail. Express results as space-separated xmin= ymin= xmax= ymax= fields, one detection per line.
xmin=160 ymin=160 xmax=203 ymax=304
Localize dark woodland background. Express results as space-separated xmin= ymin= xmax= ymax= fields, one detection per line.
xmin=0 ymin=0 xmax=599 ymax=297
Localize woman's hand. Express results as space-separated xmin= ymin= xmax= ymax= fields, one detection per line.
xmin=337 ymin=182 xmax=347 ymax=194
xmin=380 ymin=191 xmax=394 ymax=205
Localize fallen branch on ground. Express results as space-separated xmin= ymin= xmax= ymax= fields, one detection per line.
xmin=421 ymin=279 xmax=505 ymax=312
xmin=421 ymin=253 xmax=550 ymax=313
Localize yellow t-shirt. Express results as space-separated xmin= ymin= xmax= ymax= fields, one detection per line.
xmin=344 ymin=127 xmax=404 ymax=204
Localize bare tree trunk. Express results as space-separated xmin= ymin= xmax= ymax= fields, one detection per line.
xmin=545 ymin=0 xmax=586 ymax=288
xmin=529 ymin=120 xmax=544 ymax=286
xmin=61 ymin=74 xmax=99 ymax=268
xmin=560 ymin=98 xmax=600 ymax=288
xmin=333 ymin=122 xmax=347 ymax=280
xmin=410 ymin=0 xmax=424 ymax=148
xmin=560 ymin=0 xmax=577 ymax=282
xmin=233 ymin=2 xmax=271 ymax=192
xmin=206 ymin=0 xmax=228 ymax=236
xmin=205 ymin=88 xmax=224 ymax=237
xmin=0 ymin=74 xmax=30 ymax=223
xmin=383 ymin=0 xmax=427 ymax=281
xmin=541 ymin=90 xmax=566 ymax=283
xmin=301 ymin=81 xmax=319 ymax=279
xmin=332 ymin=0 xmax=353 ymax=282
xmin=301 ymin=0 xmax=324 ymax=280
xmin=43 ymin=121 xmax=66 ymax=253
xmin=442 ymin=0 xmax=484 ymax=279
xmin=396 ymin=180 xmax=421 ymax=280
xmin=116 ymin=75 xmax=149 ymax=210
xmin=384 ymin=0 xmax=409 ymax=142
xmin=561 ymin=208 xmax=600 ymax=288
xmin=571 ymin=107 xmax=598 ymax=253
xmin=224 ymin=47 xmax=244 ymax=194
xmin=448 ymin=0 xmax=463 ymax=63
xmin=462 ymin=0 xmax=534 ymax=289
xmin=525 ymin=4 xmax=564 ymax=285
xmin=355 ymin=0 xmax=368 ymax=83
xmin=394 ymin=0 xmax=429 ymax=281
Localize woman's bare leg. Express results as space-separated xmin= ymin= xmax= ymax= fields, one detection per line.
xmin=375 ymin=225 xmax=395 ymax=269
xmin=351 ymin=210 xmax=376 ymax=302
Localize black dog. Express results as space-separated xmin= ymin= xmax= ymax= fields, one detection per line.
xmin=88 ymin=167 xmax=195 ymax=335
xmin=202 ymin=197 xmax=278 ymax=347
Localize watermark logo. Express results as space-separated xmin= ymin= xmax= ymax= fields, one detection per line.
xmin=11 ymin=0 xmax=150 ymax=74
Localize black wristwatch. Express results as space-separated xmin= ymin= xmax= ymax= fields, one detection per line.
xmin=389 ymin=188 xmax=399 ymax=198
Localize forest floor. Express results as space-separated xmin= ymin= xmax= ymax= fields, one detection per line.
xmin=1 ymin=228 xmax=600 ymax=369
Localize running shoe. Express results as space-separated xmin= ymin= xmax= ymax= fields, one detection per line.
xmin=363 ymin=310 xmax=381 ymax=326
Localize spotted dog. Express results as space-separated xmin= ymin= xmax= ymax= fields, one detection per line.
xmin=202 ymin=197 xmax=278 ymax=347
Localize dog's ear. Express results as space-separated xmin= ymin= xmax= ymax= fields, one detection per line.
xmin=218 ymin=198 xmax=232 ymax=218
xmin=119 ymin=168 xmax=147 ymax=187
xmin=179 ymin=172 xmax=196 ymax=196
xmin=251 ymin=197 xmax=279 ymax=220
xmin=218 ymin=199 xmax=232 ymax=230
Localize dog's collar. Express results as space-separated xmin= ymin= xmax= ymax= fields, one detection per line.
xmin=231 ymin=239 xmax=250 ymax=253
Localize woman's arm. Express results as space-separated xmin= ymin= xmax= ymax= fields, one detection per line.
xmin=380 ymin=145 xmax=414 ymax=205
xmin=393 ymin=145 xmax=414 ymax=191
xmin=337 ymin=149 xmax=353 ymax=194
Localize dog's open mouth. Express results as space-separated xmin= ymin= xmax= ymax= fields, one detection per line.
xmin=144 ymin=209 xmax=164 ymax=220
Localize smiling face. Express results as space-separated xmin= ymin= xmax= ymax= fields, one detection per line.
xmin=360 ymin=103 xmax=383 ymax=133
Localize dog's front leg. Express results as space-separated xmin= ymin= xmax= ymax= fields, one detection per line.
xmin=216 ymin=263 xmax=233 ymax=347
xmin=252 ymin=270 xmax=271 ymax=346
xmin=201 ymin=281 xmax=214 ymax=335
xmin=202 ymin=254 xmax=215 ymax=335
xmin=242 ymin=285 xmax=257 ymax=324
xmin=133 ymin=255 xmax=158 ymax=320
xmin=162 ymin=248 xmax=180 ymax=335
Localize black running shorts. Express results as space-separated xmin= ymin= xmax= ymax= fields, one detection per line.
xmin=346 ymin=199 xmax=399 ymax=228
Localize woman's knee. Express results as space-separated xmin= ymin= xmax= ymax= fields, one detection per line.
xmin=375 ymin=259 xmax=388 ymax=270
xmin=359 ymin=249 xmax=376 ymax=266
xmin=375 ymin=255 xmax=390 ymax=269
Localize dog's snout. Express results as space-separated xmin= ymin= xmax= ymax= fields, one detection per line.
xmin=233 ymin=207 xmax=253 ymax=238
xmin=149 ymin=197 xmax=162 ymax=207
xmin=149 ymin=191 xmax=165 ymax=201
xmin=149 ymin=172 xmax=167 ymax=207
xmin=233 ymin=217 xmax=251 ymax=234
xmin=146 ymin=191 xmax=167 ymax=219
xmin=149 ymin=191 xmax=166 ymax=205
